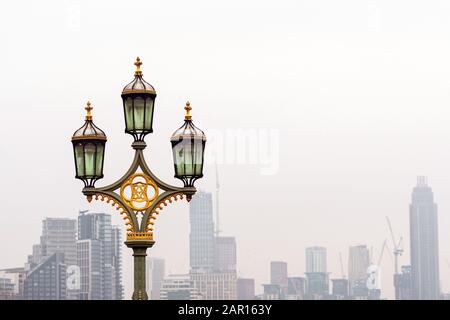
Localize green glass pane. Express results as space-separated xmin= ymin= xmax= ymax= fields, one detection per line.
xmin=183 ymin=140 xmax=194 ymax=176
xmin=124 ymin=98 xmax=133 ymax=130
xmin=133 ymin=97 xmax=145 ymax=130
xmin=75 ymin=144 xmax=85 ymax=177
xmin=172 ymin=142 xmax=185 ymax=176
xmin=144 ymin=98 xmax=154 ymax=131
xmin=95 ymin=144 xmax=104 ymax=176
xmin=194 ymin=140 xmax=204 ymax=175
xmin=84 ymin=144 xmax=96 ymax=176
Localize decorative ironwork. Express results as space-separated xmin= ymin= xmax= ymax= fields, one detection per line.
xmin=145 ymin=192 xmax=185 ymax=233
xmin=120 ymin=173 xmax=159 ymax=212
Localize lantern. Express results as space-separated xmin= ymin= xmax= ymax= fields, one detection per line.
xmin=170 ymin=102 xmax=206 ymax=187
xmin=71 ymin=102 xmax=107 ymax=188
xmin=121 ymin=57 xmax=156 ymax=141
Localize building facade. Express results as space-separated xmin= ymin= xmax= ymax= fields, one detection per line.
xmin=160 ymin=274 xmax=202 ymax=300
xmin=23 ymin=253 xmax=67 ymax=300
xmin=190 ymin=192 xmax=215 ymax=273
xmin=77 ymin=212 xmax=122 ymax=300
xmin=270 ymin=261 xmax=288 ymax=298
xmin=305 ymin=247 xmax=327 ymax=273
xmin=190 ymin=272 xmax=237 ymax=300
xmin=214 ymin=236 xmax=237 ymax=273
xmin=348 ymin=245 xmax=370 ymax=296
xmin=409 ymin=176 xmax=440 ymax=300
xmin=146 ymin=257 xmax=165 ymax=300
xmin=237 ymin=278 xmax=255 ymax=300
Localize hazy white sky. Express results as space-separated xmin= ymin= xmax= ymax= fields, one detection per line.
xmin=3 ymin=0 xmax=450 ymax=299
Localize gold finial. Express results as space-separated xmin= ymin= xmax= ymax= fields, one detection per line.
xmin=134 ymin=57 xmax=143 ymax=76
xmin=184 ymin=101 xmax=192 ymax=120
xmin=85 ymin=101 xmax=93 ymax=120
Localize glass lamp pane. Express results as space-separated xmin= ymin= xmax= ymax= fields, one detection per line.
xmin=75 ymin=143 xmax=85 ymax=177
xmin=95 ymin=143 xmax=104 ymax=176
xmin=172 ymin=142 xmax=185 ymax=176
xmin=84 ymin=143 xmax=96 ymax=176
xmin=124 ymin=98 xmax=134 ymax=130
xmin=183 ymin=139 xmax=194 ymax=176
xmin=193 ymin=140 xmax=204 ymax=175
xmin=144 ymin=98 xmax=154 ymax=130
xmin=133 ymin=97 xmax=145 ymax=130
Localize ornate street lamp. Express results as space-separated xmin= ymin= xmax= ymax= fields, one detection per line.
xmin=71 ymin=58 xmax=206 ymax=300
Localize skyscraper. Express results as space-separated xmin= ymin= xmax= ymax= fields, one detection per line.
xmin=305 ymin=246 xmax=327 ymax=273
xmin=146 ymin=257 xmax=165 ymax=300
xmin=190 ymin=191 xmax=215 ymax=273
xmin=237 ymin=278 xmax=255 ymax=300
xmin=111 ymin=226 xmax=123 ymax=300
xmin=24 ymin=252 xmax=67 ymax=300
xmin=348 ymin=245 xmax=370 ymax=296
xmin=77 ymin=212 xmax=122 ymax=300
xmin=305 ymin=272 xmax=329 ymax=299
xmin=395 ymin=265 xmax=413 ymax=300
xmin=214 ymin=236 xmax=237 ymax=273
xmin=40 ymin=218 xmax=77 ymax=267
xmin=409 ymin=176 xmax=440 ymax=300
xmin=160 ymin=274 xmax=202 ymax=300
xmin=270 ymin=261 xmax=288 ymax=298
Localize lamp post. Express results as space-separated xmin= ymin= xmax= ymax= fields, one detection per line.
xmin=71 ymin=58 xmax=206 ymax=300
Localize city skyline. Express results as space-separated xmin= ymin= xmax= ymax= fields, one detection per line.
xmin=5 ymin=0 xmax=450 ymax=301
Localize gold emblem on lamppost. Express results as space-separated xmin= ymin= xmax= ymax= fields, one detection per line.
xmin=120 ymin=173 xmax=159 ymax=211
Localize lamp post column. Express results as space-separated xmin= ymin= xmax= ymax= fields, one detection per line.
xmin=125 ymin=240 xmax=155 ymax=300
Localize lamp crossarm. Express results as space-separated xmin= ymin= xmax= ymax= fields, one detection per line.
xmin=82 ymin=147 xmax=196 ymax=240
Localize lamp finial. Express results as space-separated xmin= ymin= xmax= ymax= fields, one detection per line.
xmin=134 ymin=57 xmax=143 ymax=76
xmin=85 ymin=101 xmax=93 ymax=121
xmin=184 ymin=101 xmax=192 ymax=121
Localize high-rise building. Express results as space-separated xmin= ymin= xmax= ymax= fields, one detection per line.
xmin=24 ymin=252 xmax=67 ymax=300
xmin=237 ymin=278 xmax=255 ymax=300
xmin=190 ymin=272 xmax=237 ymax=300
xmin=160 ymin=274 xmax=202 ymax=300
xmin=331 ymin=278 xmax=349 ymax=299
xmin=270 ymin=261 xmax=288 ymax=298
xmin=40 ymin=218 xmax=77 ymax=267
xmin=409 ymin=176 xmax=440 ymax=300
xmin=111 ymin=226 xmax=123 ymax=300
xmin=395 ymin=265 xmax=413 ymax=300
xmin=287 ymin=277 xmax=306 ymax=300
xmin=0 ymin=267 xmax=26 ymax=299
xmin=305 ymin=273 xmax=329 ymax=299
xmin=190 ymin=192 xmax=215 ymax=273
xmin=305 ymin=247 xmax=327 ymax=273
xmin=0 ymin=277 xmax=15 ymax=299
xmin=348 ymin=245 xmax=370 ymax=296
xmin=77 ymin=212 xmax=122 ymax=300
xmin=146 ymin=257 xmax=165 ymax=300
xmin=214 ymin=237 xmax=237 ymax=273
xmin=263 ymin=284 xmax=282 ymax=300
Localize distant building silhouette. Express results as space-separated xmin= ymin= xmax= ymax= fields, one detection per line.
xmin=395 ymin=265 xmax=413 ymax=300
xmin=270 ymin=261 xmax=288 ymax=298
xmin=190 ymin=192 xmax=215 ymax=273
xmin=214 ymin=237 xmax=237 ymax=273
xmin=237 ymin=278 xmax=255 ymax=300
xmin=77 ymin=212 xmax=122 ymax=300
xmin=305 ymin=272 xmax=329 ymax=299
xmin=331 ymin=278 xmax=349 ymax=299
xmin=160 ymin=274 xmax=202 ymax=300
xmin=409 ymin=176 xmax=440 ymax=300
xmin=306 ymin=247 xmax=327 ymax=273
xmin=287 ymin=277 xmax=306 ymax=300
xmin=24 ymin=252 xmax=67 ymax=300
xmin=146 ymin=257 xmax=165 ymax=300
xmin=348 ymin=245 xmax=369 ymax=297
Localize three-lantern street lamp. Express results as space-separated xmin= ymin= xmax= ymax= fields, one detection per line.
xmin=71 ymin=58 xmax=206 ymax=300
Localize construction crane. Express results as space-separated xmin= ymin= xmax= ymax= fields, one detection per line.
xmin=386 ymin=216 xmax=403 ymax=275
xmin=339 ymin=252 xmax=346 ymax=279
